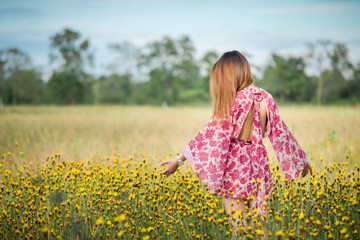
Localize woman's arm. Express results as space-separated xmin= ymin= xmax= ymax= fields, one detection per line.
xmin=267 ymin=93 xmax=310 ymax=180
xmin=159 ymin=152 xmax=186 ymax=176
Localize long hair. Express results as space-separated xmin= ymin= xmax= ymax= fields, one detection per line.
xmin=210 ymin=50 xmax=253 ymax=125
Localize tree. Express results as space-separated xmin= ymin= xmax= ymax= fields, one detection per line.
xmin=98 ymin=41 xmax=138 ymax=104
xmin=136 ymin=35 xmax=200 ymax=105
xmin=260 ymin=53 xmax=310 ymax=103
xmin=192 ymin=50 xmax=219 ymax=102
xmin=346 ymin=63 xmax=360 ymax=103
xmin=7 ymin=70 xmax=44 ymax=104
xmin=0 ymin=48 xmax=37 ymax=105
xmin=47 ymin=28 xmax=94 ymax=104
xmin=107 ymin=41 xmax=140 ymax=78
xmin=49 ymin=28 xmax=93 ymax=74
xmin=305 ymin=40 xmax=352 ymax=105
xmin=81 ymin=75 xmax=96 ymax=104
xmin=305 ymin=40 xmax=331 ymax=105
xmin=0 ymin=53 xmax=5 ymax=108
xmin=0 ymin=48 xmax=32 ymax=77
xmin=46 ymin=70 xmax=83 ymax=104
xmin=96 ymin=73 xmax=132 ymax=104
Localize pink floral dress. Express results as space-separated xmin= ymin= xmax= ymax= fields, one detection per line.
xmin=182 ymin=86 xmax=308 ymax=215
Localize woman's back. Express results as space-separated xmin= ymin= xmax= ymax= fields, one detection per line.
xmin=237 ymin=94 xmax=267 ymax=140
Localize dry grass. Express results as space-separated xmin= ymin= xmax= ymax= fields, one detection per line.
xmin=0 ymin=104 xmax=359 ymax=169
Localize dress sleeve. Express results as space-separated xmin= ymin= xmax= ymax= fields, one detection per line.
xmin=267 ymin=94 xmax=308 ymax=181
xmin=181 ymin=116 xmax=232 ymax=190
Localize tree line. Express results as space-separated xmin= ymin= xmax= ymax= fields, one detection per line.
xmin=0 ymin=28 xmax=359 ymax=107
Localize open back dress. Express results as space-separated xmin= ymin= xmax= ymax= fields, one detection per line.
xmin=182 ymin=86 xmax=308 ymax=215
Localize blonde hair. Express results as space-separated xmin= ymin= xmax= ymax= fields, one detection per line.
xmin=210 ymin=50 xmax=253 ymax=125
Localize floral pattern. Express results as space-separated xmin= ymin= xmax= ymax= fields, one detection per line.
xmin=182 ymin=86 xmax=308 ymax=215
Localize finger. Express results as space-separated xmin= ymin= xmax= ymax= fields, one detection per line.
xmin=159 ymin=160 xmax=168 ymax=166
xmin=301 ymin=169 xmax=305 ymax=178
xmin=302 ymin=168 xmax=307 ymax=177
xmin=301 ymin=165 xmax=306 ymax=177
xmin=166 ymin=169 xmax=174 ymax=176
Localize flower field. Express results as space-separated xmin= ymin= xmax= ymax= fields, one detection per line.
xmin=0 ymin=105 xmax=359 ymax=239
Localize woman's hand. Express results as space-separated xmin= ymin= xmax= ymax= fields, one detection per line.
xmin=301 ymin=162 xmax=313 ymax=177
xmin=159 ymin=158 xmax=179 ymax=176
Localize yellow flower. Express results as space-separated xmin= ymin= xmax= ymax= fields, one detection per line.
xmin=117 ymin=231 xmax=123 ymax=237
xmin=235 ymin=210 xmax=242 ymax=217
xmin=276 ymin=230 xmax=284 ymax=236
xmin=96 ymin=217 xmax=104 ymax=225
xmin=143 ymin=236 xmax=150 ymax=240
xmin=340 ymin=228 xmax=347 ymax=234
xmin=289 ymin=232 xmax=296 ymax=238
xmin=41 ymin=227 xmax=48 ymax=234
xmin=299 ymin=211 xmax=305 ymax=220
xmin=119 ymin=214 xmax=126 ymax=222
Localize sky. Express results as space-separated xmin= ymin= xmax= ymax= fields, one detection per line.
xmin=0 ymin=0 xmax=360 ymax=80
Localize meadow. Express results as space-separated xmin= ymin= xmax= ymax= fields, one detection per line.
xmin=0 ymin=105 xmax=359 ymax=239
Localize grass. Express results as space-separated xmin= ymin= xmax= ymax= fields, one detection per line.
xmin=0 ymin=104 xmax=359 ymax=239
xmin=1 ymin=104 xmax=359 ymax=169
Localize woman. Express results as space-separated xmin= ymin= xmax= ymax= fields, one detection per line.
xmin=159 ymin=50 xmax=312 ymax=233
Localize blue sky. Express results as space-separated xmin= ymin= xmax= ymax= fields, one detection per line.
xmin=1 ymin=0 xmax=359 ymax=80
